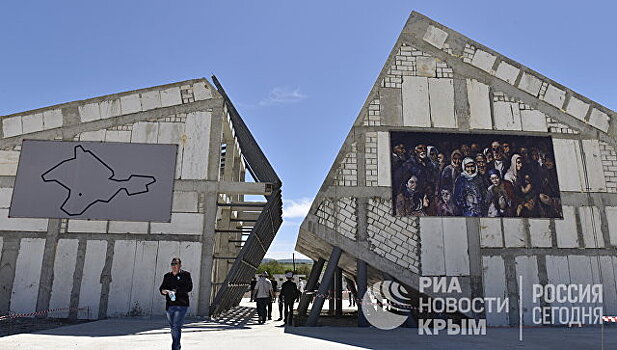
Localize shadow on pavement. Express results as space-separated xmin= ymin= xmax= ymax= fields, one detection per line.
xmin=31 ymin=306 xmax=259 ymax=338
xmin=285 ymin=325 xmax=617 ymax=350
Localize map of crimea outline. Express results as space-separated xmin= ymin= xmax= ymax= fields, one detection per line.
xmin=41 ymin=144 xmax=157 ymax=216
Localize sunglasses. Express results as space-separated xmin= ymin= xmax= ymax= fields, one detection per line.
xmin=171 ymin=263 xmax=179 ymax=266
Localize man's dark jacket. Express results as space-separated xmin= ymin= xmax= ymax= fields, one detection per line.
xmin=280 ymin=280 xmax=300 ymax=302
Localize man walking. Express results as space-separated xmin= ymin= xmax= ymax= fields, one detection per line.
xmin=249 ymin=277 xmax=257 ymax=302
xmin=254 ymin=272 xmax=273 ymax=324
xmin=159 ymin=257 xmax=193 ymax=350
xmin=268 ymin=277 xmax=278 ymax=321
xmin=279 ymin=272 xmax=300 ymax=326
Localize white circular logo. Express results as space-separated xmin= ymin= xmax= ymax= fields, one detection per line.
xmin=361 ymin=280 xmax=412 ymax=330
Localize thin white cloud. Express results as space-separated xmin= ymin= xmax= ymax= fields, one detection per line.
xmin=258 ymin=87 xmax=307 ymax=106
xmin=283 ymin=197 xmax=313 ymax=219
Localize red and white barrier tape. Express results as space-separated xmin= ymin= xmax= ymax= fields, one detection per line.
xmin=603 ymin=316 xmax=617 ymax=323
xmin=0 ymin=306 xmax=88 ymax=321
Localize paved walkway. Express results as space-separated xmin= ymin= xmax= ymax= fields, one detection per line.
xmin=2 ymin=300 xmax=616 ymax=349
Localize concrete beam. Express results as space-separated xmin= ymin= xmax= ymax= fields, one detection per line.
xmin=218 ymin=182 xmax=273 ymax=195
xmin=0 ymin=98 xmax=223 ymax=149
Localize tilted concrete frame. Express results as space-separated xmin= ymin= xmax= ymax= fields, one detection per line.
xmin=295 ymin=11 xmax=617 ymax=327
xmin=0 ymin=76 xmax=281 ymax=319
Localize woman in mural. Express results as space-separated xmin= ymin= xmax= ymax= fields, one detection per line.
xmin=485 ymin=169 xmax=515 ymax=217
xmin=514 ymin=168 xmax=540 ymax=217
xmin=538 ymin=154 xmax=562 ymax=217
xmin=437 ymin=152 xmax=447 ymax=174
xmin=428 ymin=146 xmax=440 ymax=168
xmin=474 ymin=153 xmax=491 ymax=194
xmin=483 ymin=147 xmax=494 ymax=164
xmin=435 ymin=187 xmax=456 ymax=216
xmin=396 ymin=176 xmax=430 ymax=216
xmin=391 ymin=143 xmax=408 ymax=196
xmin=439 ymin=149 xmax=462 ymax=193
xmin=453 ymin=158 xmax=485 ymax=217
xmin=504 ymin=154 xmax=523 ymax=185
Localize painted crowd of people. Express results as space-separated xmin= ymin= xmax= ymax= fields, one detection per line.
xmin=392 ymin=139 xmax=562 ymax=218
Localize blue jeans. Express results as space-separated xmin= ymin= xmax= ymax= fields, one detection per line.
xmin=166 ymin=306 xmax=188 ymax=350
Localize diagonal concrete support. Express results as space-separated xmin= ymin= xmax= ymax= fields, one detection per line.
xmin=306 ymin=247 xmax=341 ymax=326
xmin=297 ymin=258 xmax=325 ymax=316
xmin=357 ymin=259 xmax=369 ymax=327
xmin=335 ymin=267 xmax=343 ymax=316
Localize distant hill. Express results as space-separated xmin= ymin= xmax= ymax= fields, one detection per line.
xmin=262 ymin=258 xmax=312 ymax=264
xmin=277 ymin=258 xmax=312 ymax=264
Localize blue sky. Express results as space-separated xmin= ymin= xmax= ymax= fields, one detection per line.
xmin=1 ymin=1 xmax=615 ymax=259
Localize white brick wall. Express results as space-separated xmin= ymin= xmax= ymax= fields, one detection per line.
xmin=367 ymin=198 xmax=419 ymax=273
xmin=334 ymin=143 xmax=357 ymax=187
xmin=470 ymin=49 xmax=496 ymax=73
xmin=454 ymin=41 xmax=612 ymax=134
xmin=365 ymin=132 xmax=378 ymax=186
xmin=316 ymin=198 xmax=335 ymax=230
xmin=467 ymin=79 xmax=492 ymax=130
xmin=541 ymin=85 xmax=566 ymax=109
xmin=382 ymin=44 xmax=453 ymax=89
xmin=492 ymin=92 xmax=549 ymax=132
xmin=547 ymin=117 xmax=579 ymax=134
xmin=3 ymin=108 xmax=64 ymax=138
xmin=423 ymin=25 xmax=448 ymax=49
xmin=600 ymin=141 xmax=617 ymax=193
xmin=495 ymin=61 xmax=520 ymax=84
xmin=363 ymin=97 xmax=381 ymax=126
xmin=315 ymin=197 xmax=357 ymax=240
xmin=565 ymin=96 xmax=589 ymax=121
xmin=588 ymin=108 xmax=610 ymax=133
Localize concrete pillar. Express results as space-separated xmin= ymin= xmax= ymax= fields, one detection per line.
xmin=213 ymin=206 xmax=233 ymax=297
xmin=0 ymin=238 xmax=20 ymax=314
xmin=357 ymin=259 xmax=369 ymax=327
xmin=306 ymin=247 xmax=341 ymax=326
xmin=297 ymin=258 xmax=325 ymax=316
xmin=197 ymin=192 xmax=219 ymax=316
xmin=356 ymin=198 xmax=368 ymax=242
xmin=199 ymin=105 xmax=223 ymax=316
xmin=335 ymin=267 xmax=343 ymax=316
xmin=328 ymin=274 xmax=335 ymax=315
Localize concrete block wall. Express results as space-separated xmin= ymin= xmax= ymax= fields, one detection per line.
xmin=316 ymin=197 xmax=357 ymax=240
xmin=600 ymin=141 xmax=617 ymax=192
xmin=362 ymin=97 xmax=381 ymax=127
xmin=365 ymin=132 xmax=378 ymax=186
xmin=382 ymin=44 xmax=453 ymax=89
xmin=333 ymin=142 xmax=357 ymax=187
xmin=367 ymin=198 xmax=419 ymax=273
xmin=0 ymin=79 xmax=231 ymax=319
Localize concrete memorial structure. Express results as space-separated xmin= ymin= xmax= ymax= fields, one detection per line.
xmin=296 ymin=12 xmax=617 ymax=328
xmin=0 ymin=77 xmax=282 ymax=319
